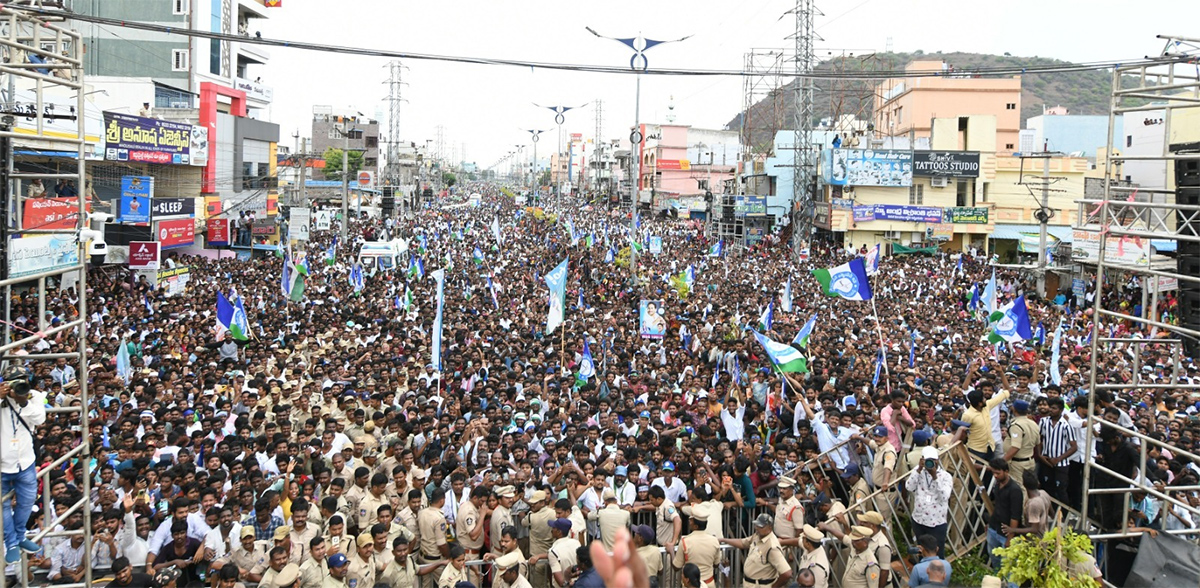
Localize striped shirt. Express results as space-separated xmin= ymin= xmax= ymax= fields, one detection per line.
xmin=1039 ymin=415 xmax=1077 ymax=463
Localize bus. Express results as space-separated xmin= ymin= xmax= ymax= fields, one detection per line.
xmin=356 ymin=239 xmax=408 ymax=273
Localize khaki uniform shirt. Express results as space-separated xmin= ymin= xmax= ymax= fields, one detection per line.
xmin=260 ymin=566 xmax=288 ymax=588
xmin=436 ymin=564 xmax=467 ymax=588
xmin=358 ymin=492 xmax=389 ymax=530
xmin=592 ymin=504 xmax=631 ymax=550
xmin=398 ymin=507 xmax=420 ymax=544
xmin=773 ymin=496 xmax=803 ymax=539
xmin=800 ymin=546 xmax=831 ymax=588
xmin=869 ymin=532 xmax=893 ymax=575
xmin=636 ymin=544 xmax=662 ymax=579
xmin=672 ymin=531 xmax=720 ymax=585
xmin=1007 ymin=416 xmax=1039 ymax=460
xmin=345 ymin=485 xmax=368 ymax=518
xmin=289 ymin=524 xmax=319 ymax=566
xmin=527 ymin=507 xmax=555 ymax=556
xmin=743 ymin=533 xmax=790 ymax=582
xmin=850 ymin=478 xmax=871 ymax=507
xmin=548 ymin=537 xmax=580 ymax=588
xmin=841 ymin=547 xmax=880 ymax=588
xmin=347 ymin=552 xmax=375 ymax=588
xmin=416 ymin=506 xmax=449 ymax=559
xmin=227 ymin=540 xmax=270 ymax=576
xmin=321 ymin=575 xmax=348 ymax=588
xmin=490 ymin=505 xmax=514 ymax=552
xmin=655 ymin=498 xmax=679 ymax=546
xmin=872 ymin=443 xmax=897 ymax=488
xmin=324 ymin=532 xmax=355 ymax=557
xmin=378 ymin=554 xmax=417 ymax=588
xmin=456 ymin=501 xmax=484 ymax=551
xmin=299 ymin=557 xmax=328 ymax=588
xmin=504 ymin=576 xmax=532 ymax=588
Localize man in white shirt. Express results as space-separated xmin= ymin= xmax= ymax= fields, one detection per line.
xmin=609 ymin=466 xmax=636 ymax=507
xmin=203 ymin=506 xmax=243 ymax=562
xmin=720 ymin=390 xmax=747 ymax=443
xmin=650 ymin=462 xmax=688 ymax=504
xmin=0 ymin=371 xmax=46 ymax=563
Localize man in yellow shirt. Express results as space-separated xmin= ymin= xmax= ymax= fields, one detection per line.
xmin=962 ymin=386 xmax=1010 ymax=462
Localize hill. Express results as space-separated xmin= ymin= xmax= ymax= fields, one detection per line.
xmin=726 ymin=51 xmax=1118 ymax=153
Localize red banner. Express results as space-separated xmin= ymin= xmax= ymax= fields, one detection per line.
xmin=656 ymin=159 xmax=691 ymax=171
xmin=157 ymin=218 xmax=195 ymax=249
xmin=23 ymin=198 xmax=81 ymax=230
xmin=206 ymin=218 xmax=230 ymax=245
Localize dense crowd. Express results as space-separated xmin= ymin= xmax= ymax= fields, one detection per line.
xmin=1 ymin=184 xmax=1197 ymax=588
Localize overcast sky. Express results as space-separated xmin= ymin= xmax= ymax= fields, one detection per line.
xmin=256 ymin=0 xmax=1199 ymax=168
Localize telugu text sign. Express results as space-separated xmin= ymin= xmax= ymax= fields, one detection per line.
xmin=912 ymin=151 xmax=981 ymax=178
xmin=157 ymin=218 xmax=195 ymax=249
xmin=128 ymin=241 xmax=161 ymax=270
xmin=825 ymin=149 xmax=913 ymax=187
xmin=8 ymin=234 xmax=79 ymax=278
xmin=22 ymin=198 xmax=80 ymax=231
xmin=942 ymin=207 xmax=989 ymax=224
xmin=104 ymin=111 xmax=205 ymax=166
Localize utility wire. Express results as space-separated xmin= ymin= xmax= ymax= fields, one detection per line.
xmin=10 ymin=5 xmax=1191 ymax=80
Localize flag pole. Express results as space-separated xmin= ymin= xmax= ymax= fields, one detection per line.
xmin=869 ymin=296 xmax=891 ymax=394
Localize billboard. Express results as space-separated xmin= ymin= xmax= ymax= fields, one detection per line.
xmin=639 ymin=300 xmax=666 ymax=338
xmin=103 ymin=111 xmax=206 ymax=166
xmin=150 ymin=197 xmax=195 ymax=220
xmin=206 ymin=218 xmax=230 ymax=246
xmin=813 ymin=202 xmax=832 ymax=230
xmin=289 ymin=207 xmax=311 ymax=241
xmin=8 ymin=234 xmax=79 ymax=279
xmin=825 ymin=149 xmax=912 ymax=187
xmin=23 ymin=198 xmax=80 ymax=231
xmin=735 ymin=195 xmax=767 ymax=216
xmin=1072 ymin=228 xmax=1151 ymax=264
xmin=128 ymin=241 xmax=161 ymax=270
xmin=657 ymin=159 xmax=691 ymax=171
xmin=120 ymin=176 xmax=153 ymax=223
xmin=942 ymin=207 xmax=989 ymax=224
xmin=853 ymin=204 xmax=943 ymax=223
xmin=912 ymin=151 xmax=981 ymax=178
xmin=157 ymin=218 xmax=195 ymax=249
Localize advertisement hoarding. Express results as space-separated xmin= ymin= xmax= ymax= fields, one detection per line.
xmin=22 ymin=198 xmax=80 ymax=231
xmin=156 ymin=266 xmax=191 ymax=296
xmin=825 ymin=149 xmax=913 ymax=187
xmin=912 ymin=151 xmax=981 ymax=178
xmin=206 ymin=218 xmax=230 ymax=246
xmin=1071 ymin=228 xmax=1152 ymax=264
xmin=150 ymin=197 xmax=195 ymax=220
xmin=942 ymin=207 xmax=989 ymax=224
xmin=657 ymin=159 xmax=691 ymax=171
xmin=289 ymin=207 xmax=311 ymax=241
xmin=853 ymin=204 xmax=943 ymax=223
xmin=103 ymin=111 xmax=207 ymax=166
xmin=735 ymin=195 xmax=767 ymax=216
xmin=120 ymin=176 xmax=153 ymax=223
xmin=157 ymin=218 xmax=195 ymax=249
xmin=814 ymin=202 xmax=832 ymax=230
xmin=7 ymin=234 xmax=79 ymax=278
xmin=128 ymin=241 xmax=161 ymax=269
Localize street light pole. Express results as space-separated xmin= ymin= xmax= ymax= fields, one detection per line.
xmin=587 ymin=27 xmax=691 ymax=285
xmin=526 ymin=129 xmax=547 ymax=205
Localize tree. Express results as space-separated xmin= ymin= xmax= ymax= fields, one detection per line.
xmin=322 ymin=148 xmax=363 ymax=181
xmin=995 ymin=526 xmax=1101 ymax=588
xmin=441 ymin=172 xmax=457 ymax=187
xmin=539 ymin=170 xmax=551 ymax=186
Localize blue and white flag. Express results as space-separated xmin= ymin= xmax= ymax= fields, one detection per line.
xmin=685 ymin=265 xmax=696 ymax=287
xmin=1034 ymin=322 xmax=1046 ymax=346
xmin=866 ymin=244 xmax=881 ymax=275
xmin=579 ymin=339 xmax=595 ymax=381
xmin=709 ymin=240 xmax=723 ymax=257
xmin=487 ymin=276 xmax=499 ymax=309
xmin=988 ymin=295 xmax=1033 ymax=344
xmin=759 ymin=301 xmax=774 ymax=332
xmin=873 ymin=349 xmax=883 ymax=387
xmin=981 ymin=269 xmax=998 ymax=315
xmin=144 ymin=294 xmax=154 ymax=315
xmin=813 ymin=258 xmax=873 ymax=301
xmin=968 ymin=283 xmax=980 ymax=312
xmin=732 ymin=355 xmax=742 ymax=386
xmin=908 ymin=332 xmax=917 ymax=368
xmin=116 ymin=338 xmax=131 ymax=383
xmin=604 ymin=248 xmax=615 ymax=264
xmin=349 ymin=263 xmax=365 ymax=293
xmin=432 ymin=269 xmax=446 ymax=370
xmin=578 ymin=291 xmax=585 ymax=311
xmin=781 ymin=278 xmax=793 ymax=313
xmin=793 ymin=314 xmax=818 ymax=348
xmin=544 ymin=259 xmax=568 ymax=334
xmin=955 ymin=255 xmax=963 ymax=275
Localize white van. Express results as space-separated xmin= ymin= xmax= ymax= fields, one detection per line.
xmin=357 ymin=239 xmax=408 ymax=273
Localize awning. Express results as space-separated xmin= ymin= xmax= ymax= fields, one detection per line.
xmin=1152 ymin=239 xmax=1177 ymax=252
xmin=989 ymin=224 xmax=1075 ymax=242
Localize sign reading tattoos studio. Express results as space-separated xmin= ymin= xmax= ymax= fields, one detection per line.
xmin=912 ymin=151 xmax=981 ymax=178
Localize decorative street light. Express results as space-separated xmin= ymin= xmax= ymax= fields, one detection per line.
xmin=525 ymin=129 xmax=548 ymax=205
xmin=586 ymin=27 xmax=691 ymax=282
xmin=534 ymin=103 xmax=584 ymax=204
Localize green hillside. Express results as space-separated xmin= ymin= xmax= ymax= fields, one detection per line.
xmin=726 ymin=51 xmax=1120 ymax=153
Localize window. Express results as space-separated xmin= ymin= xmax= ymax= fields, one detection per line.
xmin=1006 ymin=103 xmax=1016 ymax=110
xmin=1126 ymin=135 xmax=1133 ymax=148
xmin=981 ymin=182 xmax=989 ymax=203
xmin=348 ymin=129 xmax=363 ymax=140
xmin=209 ymin=0 xmax=221 ymax=75
xmin=956 ymin=180 xmax=970 ymax=207
xmin=908 ymin=184 xmax=924 ymax=205
xmin=364 ymin=157 xmax=378 ymax=168
xmin=154 ymin=86 xmax=192 ymax=108
xmin=328 ymin=128 xmax=339 ymax=139
xmin=173 ymin=0 xmax=189 ymax=15
xmin=171 ymin=49 xmax=190 ymax=72
xmin=896 ymin=106 xmax=903 ymax=124
xmin=1005 ymin=143 xmax=1015 ymax=150
xmin=365 ymin=136 xmax=378 ymax=148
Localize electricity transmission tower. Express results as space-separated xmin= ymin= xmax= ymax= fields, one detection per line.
xmin=383 ymin=60 xmax=408 ymax=185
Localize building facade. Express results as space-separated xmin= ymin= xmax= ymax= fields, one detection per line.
xmin=310 ymin=110 xmax=381 ymax=182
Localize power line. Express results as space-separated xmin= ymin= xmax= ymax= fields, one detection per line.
xmin=10 ymin=5 xmax=1190 ymax=80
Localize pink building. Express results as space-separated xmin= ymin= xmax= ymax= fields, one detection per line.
xmin=637 ymin=123 xmax=738 ymax=202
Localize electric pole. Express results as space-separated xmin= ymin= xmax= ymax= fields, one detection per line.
xmin=383 ymin=60 xmax=408 ymax=186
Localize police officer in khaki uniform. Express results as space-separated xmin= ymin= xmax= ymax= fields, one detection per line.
xmin=798 ymin=525 xmax=830 ymax=588
xmin=841 ymin=464 xmax=871 ymax=509
xmin=719 ymin=514 xmax=792 ymax=588
xmin=869 ymin=426 xmax=898 ymax=522
xmin=1003 ymin=400 xmax=1039 ymax=498
xmin=670 ymin=507 xmax=720 ymax=588
xmin=455 ymin=486 xmax=489 ymax=588
xmin=842 ymin=526 xmax=881 ymax=588
xmin=773 ymin=477 xmax=803 ymax=540
xmin=490 ymin=486 xmax=517 ymax=553
xmin=494 ymin=551 xmax=532 ymax=588
xmin=524 ymin=490 xmax=555 ymax=588
xmin=588 ymin=489 xmax=631 ymax=550
xmin=416 ymin=489 xmax=451 ymax=567
xmin=858 ymin=512 xmax=892 ymax=588
xmin=358 ymin=474 xmax=391 ymax=531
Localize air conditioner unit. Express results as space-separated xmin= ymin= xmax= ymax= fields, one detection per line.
xmin=931 ymin=177 xmax=949 ymax=188
xmin=884 ymin=230 xmax=902 ymax=239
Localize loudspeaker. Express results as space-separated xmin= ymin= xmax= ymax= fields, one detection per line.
xmin=722 ymin=205 xmax=734 ymax=223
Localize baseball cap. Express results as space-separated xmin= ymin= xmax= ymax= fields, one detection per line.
xmin=871 ymin=425 xmax=888 ymax=437
xmin=662 ymin=461 xmax=675 ymax=471
xmin=921 ymin=446 xmax=939 ymax=460
xmin=548 ymin=518 xmax=573 ymax=534
xmin=615 ymin=466 xmax=628 ymax=477
xmin=840 ymin=463 xmax=861 ymax=479
xmin=356 ymin=532 xmax=374 ymax=547
xmin=327 ymin=553 xmax=348 ymax=568
xmin=632 ymin=524 xmax=655 ymax=544
xmin=273 ymin=526 xmax=291 ymax=541
xmin=240 ymin=526 xmax=256 ymax=538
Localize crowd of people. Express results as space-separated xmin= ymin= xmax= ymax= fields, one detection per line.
xmin=0 ymin=184 xmax=1196 ymax=588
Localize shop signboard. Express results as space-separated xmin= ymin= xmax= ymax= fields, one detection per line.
xmin=157 ymin=218 xmax=195 ymax=249
xmin=120 ymin=176 xmax=153 ymax=223
xmin=206 ymin=218 xmax=230 ymax=246
xmin=128 ymin=241 xmax=161 ymax=269
xmin=290 ymin=207 xmax=311 ymax=241
xmin=825 ymin=149 xmax=912 ymax=187
xmin=1071 ymin=227 xmax=1151 ymax=264
xmin=735 ymin=195 xmax=767 ymax=216
xmin=942 ymin=207 xmax=989 ymax=224
xmin=814 ymin=202 xmax=832 ymax=230
xmin=103 ymin=111 xmax=206 ymax=166
xmin=853 ymin=204 xmax=942 ymax=223
xmin=7 ymin=234 xmax=79 ymax=278
xmin=150 ymin=197 xmax=195 ymax=220
xmin=657 ymin=159 xmax=691 ymax=171
xmin=912 ymin=151 xmax=981 ymax=178
xmin=22 ymin=197 xmax=80 ymax=231
xmin=832 ymin=198 xmax=855 ymax=210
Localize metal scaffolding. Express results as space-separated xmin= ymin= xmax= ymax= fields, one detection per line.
xmin=0 ymin=3 xmax=92 ymax=588
xmin=739 ymin=49 xmax=789 ymax=158
xmin=1079 ymin=36 xmax=1200 ymax=548
xmin=788 ymin=0 xmax=819 ymax=257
